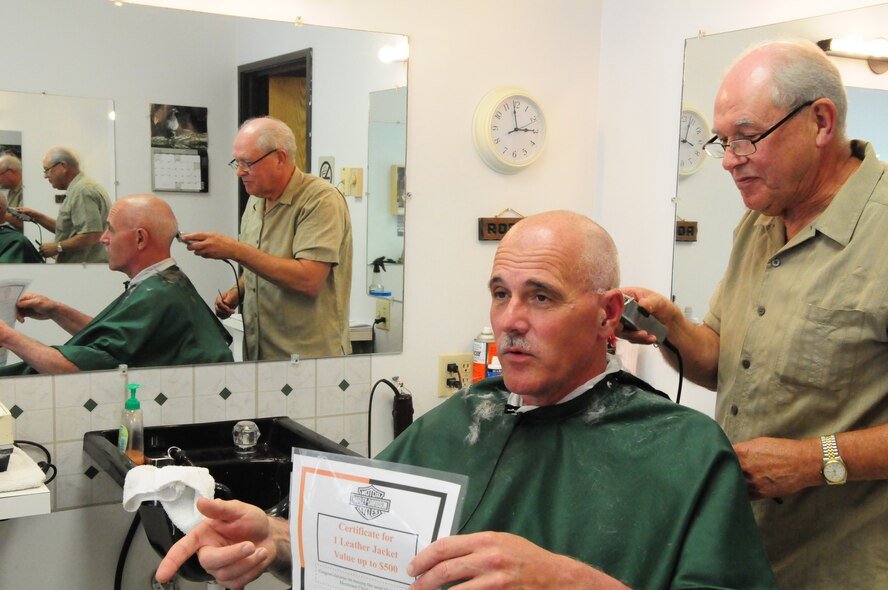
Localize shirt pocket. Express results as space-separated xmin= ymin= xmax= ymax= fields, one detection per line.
xmin=775 ymin=305 xmax=864 ymax=393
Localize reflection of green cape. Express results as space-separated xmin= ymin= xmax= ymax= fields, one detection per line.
xmin=0 ymin=226 xmax=43 ymax=263
xmin=378 ymin=372 xmax=777 ymax=590
xmin=0 ymin=266 xmax=232 ymax=375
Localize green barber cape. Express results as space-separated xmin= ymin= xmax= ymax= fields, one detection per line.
xmin=0 ymin=226 xmax=43 ymax=263
xmin=0 ymin=266 xmax=233 ymax=375
xmin=377 ymin=372 xmax=777 ymax=590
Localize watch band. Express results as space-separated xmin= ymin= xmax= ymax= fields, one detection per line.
xmin=821 ymin=434 xmax=840 ymax=462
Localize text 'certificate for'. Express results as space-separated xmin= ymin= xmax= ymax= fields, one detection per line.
xmin=291 ymin=449 xmax=467 ymax=590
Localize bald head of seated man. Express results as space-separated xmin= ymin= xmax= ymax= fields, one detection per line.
xmin=0 ymin=194 xmax=233 ymax=375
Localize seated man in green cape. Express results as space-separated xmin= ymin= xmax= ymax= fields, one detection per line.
xmin=0 ymin=194 xmax=233 ymax=374
xmin=0 ymin=192 xmax=43 ymax=263
xmin=155 ymin=211 xmax=777 ymax=590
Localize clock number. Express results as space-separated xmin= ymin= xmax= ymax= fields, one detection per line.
xmin=494 ymin=138 xmax=500 ymax=144
xmin=494 ymin=111 xmax=502 ymax=120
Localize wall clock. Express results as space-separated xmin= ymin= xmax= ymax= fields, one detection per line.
xmin=678 ymin=105 xmax=710 ymax=176
xmin=472 ymin=87 xmax=547 ymax=174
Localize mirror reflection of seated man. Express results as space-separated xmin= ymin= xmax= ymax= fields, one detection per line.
xmin=155 ymin=211 xmax=777 ymax=590
xmin=0 ymin=192 xmax=42 ymax=263
xmin=0 ymin=194 xmax=233 ymax=375
xmin=182 ymin=117 xmax=353 ymax=361
xmin=17 ymin=146 xmax=111 ymax=263
xmin=0 ymin=153 xmax=25 ymax=232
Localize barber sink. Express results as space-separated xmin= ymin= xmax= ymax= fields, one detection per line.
xmin=84 ymin=416 xmax=359 ymax=582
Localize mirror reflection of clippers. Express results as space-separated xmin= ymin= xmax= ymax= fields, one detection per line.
xmin=8 ymin=208 xmax=33 ymax=222
xmin=176 ymin=231 xmax=198 ymax=245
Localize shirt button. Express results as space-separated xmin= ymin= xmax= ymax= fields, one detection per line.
xmin=757 ymin=306 xmax=766 ymax=316
xmin=771 ymin=258 xmax=781 ymax=267
xmin=730 ymin=404 xmax=739 ymax=416
xmin=742 ymin=359 xmax=751 ymax=369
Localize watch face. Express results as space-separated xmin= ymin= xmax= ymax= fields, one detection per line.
xmin=678 ymin=108 xmax=709 ymax=175
xmin=489 ymin=95 xmax=546 ymax=167
xmin=823 ymin=460 xmax=847 ymax=483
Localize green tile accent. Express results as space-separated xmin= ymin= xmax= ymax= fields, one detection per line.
xmin=219 ymin=387 xmax=232 ymax=400
xmin=155 ymin=393 xmax=168 ymax=406
xmin=339 ymin=379 xmax=350 ymax=391
xmin=10 ymin=405 xmax=23 ymax=419
xmin=281 ymin=384 xmax=293 ymax=396
xmin=83 ymin=398 xmax=98 ymax=412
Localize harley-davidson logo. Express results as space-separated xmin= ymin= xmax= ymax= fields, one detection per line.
xmin=350 ymin=485 xmax=391 ymax=520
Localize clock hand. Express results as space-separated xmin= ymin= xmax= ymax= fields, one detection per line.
xmin=682 ymin=117 xmax=692 ymax=142
xmin=512 ymin=102 xmax=519 ymax=131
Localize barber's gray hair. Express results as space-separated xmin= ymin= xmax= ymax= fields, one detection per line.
xmin=743 ymin=40 xmax=847 ymax=137
xmin=44 ymin=146 xmax=80 ymax=169
xmin=0 ymin=154 xmax=22 ymax=173
xmin=241 ymin=117 xmax=297 ymax=164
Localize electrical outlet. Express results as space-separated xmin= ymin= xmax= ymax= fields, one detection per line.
xmin=375 ymin=298 xmax=391 ymax=331
xmin=437 ymin=353 xmax=472 ymax=398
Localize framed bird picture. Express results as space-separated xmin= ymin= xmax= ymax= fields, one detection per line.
xmin=150 ymin=103 xmax=209 ymax=193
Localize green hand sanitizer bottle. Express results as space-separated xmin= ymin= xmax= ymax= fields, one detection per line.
xmin=118 ymin=384 xmax=144 ymax=465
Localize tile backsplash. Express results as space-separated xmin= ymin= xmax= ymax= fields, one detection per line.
xmin=1 ymin=356 xmax=372 ymax=511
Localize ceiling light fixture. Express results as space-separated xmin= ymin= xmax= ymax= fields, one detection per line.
xmin=817 ymin=36 xmax=888 ymax=74
xmin=378 ymin=39 xmax=409 ymax=64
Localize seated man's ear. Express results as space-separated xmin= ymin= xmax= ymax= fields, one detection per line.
xmin=135 ymin=228 xmax=148 ymax=248
xmin=598 ymin=289 xmax=625 ymax=337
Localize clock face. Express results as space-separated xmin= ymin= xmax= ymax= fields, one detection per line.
xmin=473 ymin=88 xmax=547 ymax=174
xmin=678 ymin=107 xmax=710 ymax=176
xmin=823 ymin=460 xmax=847 ymax=483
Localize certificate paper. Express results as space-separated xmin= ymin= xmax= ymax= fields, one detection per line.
xmin=291 ymin=449 xmax=467 ymax=590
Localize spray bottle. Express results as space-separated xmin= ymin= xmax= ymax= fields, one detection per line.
xmin=472 ymin=327 xmax=497 ymax=383
xmin=369 ymin=256 xmax=391 ymax=296
xmin=118 ymin=383 xmax=144 ymax=465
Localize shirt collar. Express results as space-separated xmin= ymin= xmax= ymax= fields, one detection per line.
xmin=128 ymin=257 xmax=175 ymax=288
xmin=506 ymin=354 xmax=623 ymax=414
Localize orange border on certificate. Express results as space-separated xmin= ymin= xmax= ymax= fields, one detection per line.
xmin=296 ymin=467 xmax=370 ymax=568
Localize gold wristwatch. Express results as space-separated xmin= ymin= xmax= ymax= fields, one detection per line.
xmin=821 ymin=434 xmax=847 ymax=485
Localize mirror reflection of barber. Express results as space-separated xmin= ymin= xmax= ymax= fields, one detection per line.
xmin=182 ymin=117 xmax=353 ymax=361
xmin=16 ymin=146 xmax=111 ymax=263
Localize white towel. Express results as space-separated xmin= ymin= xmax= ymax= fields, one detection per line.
xmin=0 ymin=447 xmax=46 ymax=493
xmin=122 ymin=465 xmax=215 ymax=533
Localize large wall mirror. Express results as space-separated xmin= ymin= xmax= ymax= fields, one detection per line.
xmin=0 ymin=0 xmax=407 ymax=367
xmin=673 ymin=3 xmax=888 ymax=320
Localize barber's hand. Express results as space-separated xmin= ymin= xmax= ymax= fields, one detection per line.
xmin=215 ymin=289 xmax=239 ymax=319
xmin=38 ymin=242 xmax=59 ymax=259
xmin=155 ymin=498 xmax=285 ymax=589
xmin=16 ymin=293 xmax=55 ymax=322
xmin=617 ymin=286 xmax=679 ymax=345
xmin=408 ymin=531 xmax=630 ymax=590
xmin=181 ymin=232 xmax=241 ymax=261
xmin=733 ymin=437 xmax=823 ymax=500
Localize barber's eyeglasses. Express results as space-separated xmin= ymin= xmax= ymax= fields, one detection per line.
xmin=228 ymin=149 xmax=278 ymax=172
xmin=703 ymin=100 xmax=815 ymax=159
xmin=42 ymin=161 xmax=62 ymax=174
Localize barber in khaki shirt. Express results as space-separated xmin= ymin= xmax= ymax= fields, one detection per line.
xmin=182 ymin=116 xmax=352 ymax=361
xmin=622 ymin=40 xmax=888 ymax=589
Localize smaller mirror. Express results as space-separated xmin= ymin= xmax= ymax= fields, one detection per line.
xmin=0 ymin=91 xmax=116 ymax=261
xmin=365 ymin=86 xmax=406 ymax=354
